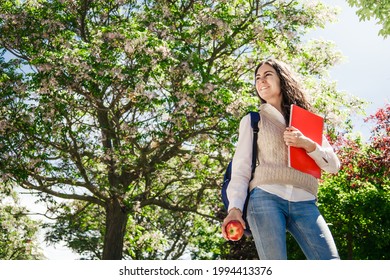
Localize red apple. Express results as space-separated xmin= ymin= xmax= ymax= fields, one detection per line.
xmin=226 ymin=220 xmax=244 ymax=241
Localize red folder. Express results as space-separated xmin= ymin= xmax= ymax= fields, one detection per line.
xmin=288 ymin=104 xmax=323 ymax=178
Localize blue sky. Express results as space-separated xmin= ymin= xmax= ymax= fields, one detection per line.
xmin=306 ymin=0 xmax=390 ymax=140
xmin=17 ymin=1 xmax=390 ymax=260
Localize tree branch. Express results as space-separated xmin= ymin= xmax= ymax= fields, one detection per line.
xmin=22 ymin=179 xmax=105 ymax=207
xmin=140 ymin=198 xmax=218 ymax=221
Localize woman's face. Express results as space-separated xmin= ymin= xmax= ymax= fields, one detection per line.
xmin=255 ymin=63 xmax=282 ymax=108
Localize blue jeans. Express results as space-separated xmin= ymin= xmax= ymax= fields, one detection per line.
xmin=247 ymin=188 xmax=340 ymax=260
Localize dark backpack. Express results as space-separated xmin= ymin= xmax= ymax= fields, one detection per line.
xmin=221 ymin=111 xmax=260 ymax=236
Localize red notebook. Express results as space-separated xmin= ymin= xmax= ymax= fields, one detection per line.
xmin=288 ymin=104 xmax=323 ymax=178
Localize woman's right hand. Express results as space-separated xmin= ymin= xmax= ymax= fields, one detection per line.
xmin=221 ymin=208 xmax=246 ymax=240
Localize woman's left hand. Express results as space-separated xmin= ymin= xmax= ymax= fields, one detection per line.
xmin=283 ymin=126 xmax=316 ymax=153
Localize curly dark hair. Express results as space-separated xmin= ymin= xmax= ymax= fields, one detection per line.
xmin=254 ymin=58 xmax=312 ymax=124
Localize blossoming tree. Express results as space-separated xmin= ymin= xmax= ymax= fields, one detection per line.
xmin=0 ymin=0 xmax=364 ymax=259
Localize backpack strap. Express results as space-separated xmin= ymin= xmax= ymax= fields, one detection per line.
xmin=249 ymin=112 xmax=260 ymax=176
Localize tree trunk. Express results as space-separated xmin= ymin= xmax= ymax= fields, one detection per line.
xmin=102 ymin=197 xmax=128 ymax=260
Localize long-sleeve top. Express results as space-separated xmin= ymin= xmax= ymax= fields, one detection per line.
xmin=227 ymin=103 xmax=340 ymax=212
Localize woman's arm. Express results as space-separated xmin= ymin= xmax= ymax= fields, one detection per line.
xmin=226 ymin=114 xmax=253 ymax=212
xmin=284 ymin=126 xmax=340 ymax=174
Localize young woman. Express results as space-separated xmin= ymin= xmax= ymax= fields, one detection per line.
xmin=221 ymin=58 xmax=340 ymax=260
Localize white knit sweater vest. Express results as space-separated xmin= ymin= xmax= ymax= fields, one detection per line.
xmin=249 ymin=108 xmax=319 ymax=196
